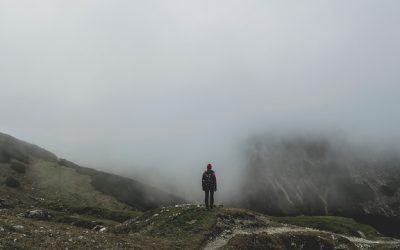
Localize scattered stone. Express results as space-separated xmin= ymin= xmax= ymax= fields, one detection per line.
xmin=13 ymin=225 xmax=24 ymax=230
xmin=17 ymin=209 xmax=50 ymax=220
xmin=187 ymin=220 xmax=197 ymax=225
xmin=5 ymin=177 xmax=20 ymax=188
xmin=92 ymin=225 xmax=106 ymax=232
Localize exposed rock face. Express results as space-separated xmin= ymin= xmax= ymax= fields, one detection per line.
xmin=238 ymin=136 xmax=400 ymax=236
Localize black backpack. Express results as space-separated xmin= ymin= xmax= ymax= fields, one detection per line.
xmin=203 ymin=171 xmax=214 ymax=188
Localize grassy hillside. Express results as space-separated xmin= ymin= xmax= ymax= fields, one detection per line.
xmin=0 ymin=132 xmax=184 ymax=212
xmin=0 ymin=160 xmax=130 ymax=212
xmin=29 ymin=161 xmax=130 ymax=210
xmin=58 ymin=158 xmax=185 ymax=210
xmin=0 ymin=132 xmax=57 ymax=163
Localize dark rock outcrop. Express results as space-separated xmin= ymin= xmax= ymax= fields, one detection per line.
xmin=5 ymin=177 xmax=20 ymax=188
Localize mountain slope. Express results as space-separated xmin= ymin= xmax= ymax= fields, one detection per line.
xmin=57 ymin=158 xmax=184 ymax=210
xmin=0 ymin=132 xmax=57 ymax=163
xmin=0 ymin=132 xmax=183 ymax=212
xmin=238 ymin=136 xmax=400 ymax=237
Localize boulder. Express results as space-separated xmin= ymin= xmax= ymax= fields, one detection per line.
xmin=92 ymin=225 xmax=107 ymax=232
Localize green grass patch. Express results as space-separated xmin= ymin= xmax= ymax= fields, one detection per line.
xmin=150 ymin=207 xmax=216 ymax=235
xmin=71 ymin=206 xmax=142 ymax=222
xmin=31 ymin=161 xmax=128 ymax=210
xmin=126 ymin=205 xmax=218 ymax=249
xmin=271 ymin=215 xmax=381 ymax=239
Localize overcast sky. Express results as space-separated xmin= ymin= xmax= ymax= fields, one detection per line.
xmin=1 ymin=1 xmax=399 ymax=200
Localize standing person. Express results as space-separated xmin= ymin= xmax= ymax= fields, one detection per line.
xmin=202 ymin=163 xmax=217 ymax=209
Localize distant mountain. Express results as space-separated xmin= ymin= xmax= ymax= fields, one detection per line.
xmin=238 ymin=135 xmax=400 ymax=237
xmin=0 ymin=132 xmax=184 ymax=211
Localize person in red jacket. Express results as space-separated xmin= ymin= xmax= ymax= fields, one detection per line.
xmin=202 ymin=163 xmax=217 ymax=209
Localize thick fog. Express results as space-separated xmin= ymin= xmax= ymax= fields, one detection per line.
xmin=1 ymin=1 xmax=399 ymax=201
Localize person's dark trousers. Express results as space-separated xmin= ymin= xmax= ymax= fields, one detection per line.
xmin=204 ymin=189 xmax=214 ymax=209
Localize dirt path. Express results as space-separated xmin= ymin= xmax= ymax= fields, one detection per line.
xmin=204 ymin=222 xmax=400 ymax=250
xmin=204 ymin=226 xmax=309 ymax=250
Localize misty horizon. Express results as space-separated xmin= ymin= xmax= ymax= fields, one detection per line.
xmin=1 ymin=1 xmax=400 ymax=202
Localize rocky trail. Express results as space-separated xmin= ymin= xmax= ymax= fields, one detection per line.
xmin=204 ymin=210 xmax=400 ymax=250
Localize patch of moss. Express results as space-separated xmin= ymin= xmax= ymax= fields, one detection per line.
xmin=54 ymin=215 xmax=102 ymax=229
xmin=71 ymin=207 xmax=142 ymax=222
xmin=10 ymin=162 xmax=27 ymax=174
